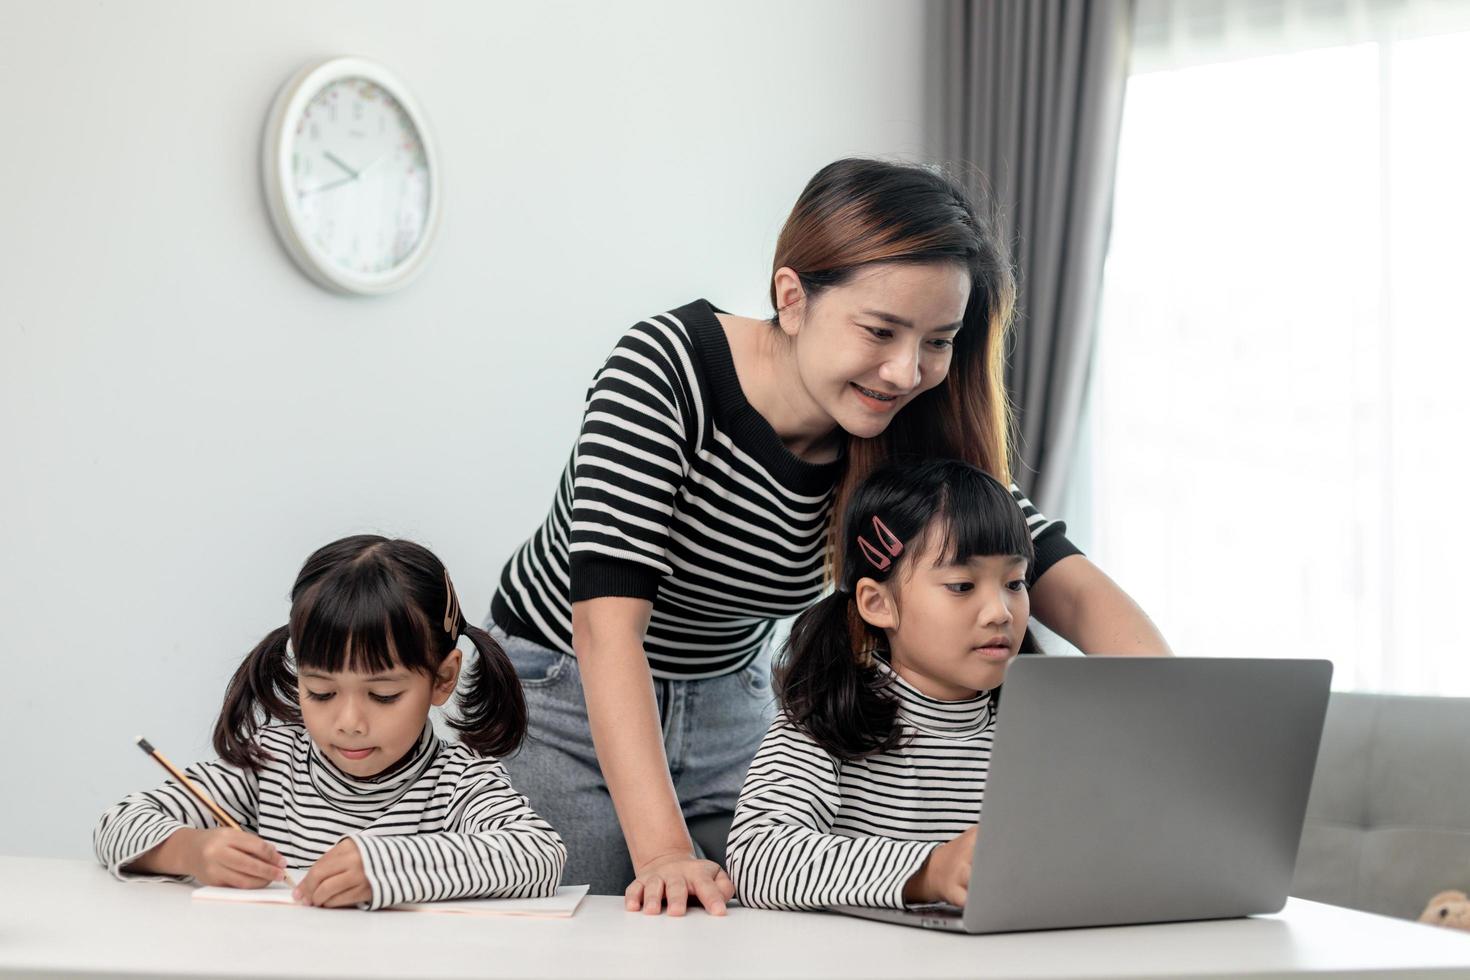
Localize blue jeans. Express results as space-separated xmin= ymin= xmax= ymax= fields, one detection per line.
xmin=486 ymin=619 xmax=777 ymax=895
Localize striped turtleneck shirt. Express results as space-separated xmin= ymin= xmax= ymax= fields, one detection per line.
xmin=726 ymin=660 xmax=995 ymax=910
xmin=491 ymin=299 xmax=1079 ymax=680
xmin=93 ymin=723 xmax=566 ymax=910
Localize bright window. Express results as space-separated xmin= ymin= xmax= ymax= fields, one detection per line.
xmin=1079 ymin=13 xmax=1470 ymax=695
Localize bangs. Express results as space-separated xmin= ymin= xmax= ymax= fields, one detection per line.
xmin=921 ymin=476 xmax=1034 ymax=570
xmin=290 ymin=558 xmax=435 ymax=676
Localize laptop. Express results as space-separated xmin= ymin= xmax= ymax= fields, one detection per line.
xmin=832 ymin=656 xmax=1333 ymax=933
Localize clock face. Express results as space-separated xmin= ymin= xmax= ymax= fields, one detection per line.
xmin=288 ymin=77 xmax=431 ymax=276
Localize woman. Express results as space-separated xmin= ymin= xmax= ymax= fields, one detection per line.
xmin=485 ymin=158 xmax=1170 ymax=915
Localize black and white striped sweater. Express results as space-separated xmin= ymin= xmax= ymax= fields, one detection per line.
xmin=492 ymin=299 xmax=1078 ymax=679
xmin=726 ymin=660 xmax=995 ymax=910
xmin=93 ymin=723 xmax=566 ymax=909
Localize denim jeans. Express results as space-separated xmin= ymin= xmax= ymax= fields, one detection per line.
xmin=486 ymin=619 xmax=777 ymax=895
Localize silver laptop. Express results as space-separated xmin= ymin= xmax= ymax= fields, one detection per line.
xmin=833 ymin=656 xmax=1333 ymax=933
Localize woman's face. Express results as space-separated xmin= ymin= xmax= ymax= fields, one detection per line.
xmin=778 ymin=261 xmax=971 ymax=440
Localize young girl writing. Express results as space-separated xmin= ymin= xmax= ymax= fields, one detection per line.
xmin=726 ymin=458 xmax=1034 ymax=911
xmin=94 ymin=535 xmax=567 ymax=909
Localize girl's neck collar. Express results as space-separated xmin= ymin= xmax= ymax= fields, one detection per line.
xmin=874 ymin=658 xmax=993 ymax=740
xmin=305 ymin=722 xmax=441 ymax=813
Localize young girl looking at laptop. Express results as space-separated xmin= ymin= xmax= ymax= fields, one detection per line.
xmin=726 ymin=458 xmax=1032 ymax=910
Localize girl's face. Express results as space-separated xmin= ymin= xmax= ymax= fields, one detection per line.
xmin=856 ymin=531 xmax=1029 ymax=700
xmin=297 ymin=649 xmax=460 ymax=777
xmin=777 ymin=261 xmax=971 ymax=440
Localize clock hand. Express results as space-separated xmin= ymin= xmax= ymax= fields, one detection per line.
xmin=323 ymin=151 xmax=359 ymax=179
xmin=300 ymin=174 xmax=356 ymax=196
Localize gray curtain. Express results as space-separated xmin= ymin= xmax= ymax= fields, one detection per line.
xmin=936 ymin=0 xmax=1134 ymax=515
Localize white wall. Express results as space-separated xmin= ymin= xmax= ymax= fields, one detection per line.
xmin=0 ymin=0 xmax=938 ymax=858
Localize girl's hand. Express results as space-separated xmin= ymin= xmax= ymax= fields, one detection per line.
xmin=176 ymin=827 xmax=287 ymax=888
xmin=294 ymin=838 xmax=370 ymax=908
xmin=625 ymin=852 xmax=735 ymax=916
xmin=904 ymin=825 xmax=978 ymax=908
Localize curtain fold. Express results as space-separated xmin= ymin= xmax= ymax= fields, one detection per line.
xmin=938 ymin=0 xmax=1133 ymax=515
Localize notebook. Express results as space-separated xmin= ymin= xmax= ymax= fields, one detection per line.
xmin=192 ymin=880 xmax=590 ymax=917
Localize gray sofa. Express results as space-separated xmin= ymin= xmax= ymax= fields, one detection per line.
xmin=1291 ymin=692 xmax=1470 ymax=921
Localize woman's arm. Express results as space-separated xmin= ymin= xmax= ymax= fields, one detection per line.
xmin=1028 ymin=554 xmax=1172 ymax=656
xmin=572 ymin=596 xmax=735 ymax=916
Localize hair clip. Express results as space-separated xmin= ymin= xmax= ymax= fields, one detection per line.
xmin=856 ymin=515 xmax=904 ymax=572
xmin=442 ymin=569 xmax=461 ymax=635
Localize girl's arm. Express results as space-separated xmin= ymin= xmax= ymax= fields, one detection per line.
xmin=348 ymin=756 xmax=567 ymax=910
xmin=725 ymin=717 xmax=940 ymax=911
xmin=93 ymin=758 xmax=262 ymax=880
xmin=1029 ymin=554 xmax=1172 ymax=656
xmin=574 ymin=596 xmax=734 ymax=915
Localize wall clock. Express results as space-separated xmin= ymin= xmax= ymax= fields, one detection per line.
xmin=262 ymin=57 xmax=440 ymax=295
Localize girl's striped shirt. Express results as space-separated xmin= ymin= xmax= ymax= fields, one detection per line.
xmin=93 ymin=724 xmax=567 ymax=910
xmin=726 ymin=660 xmax=995 ymax=910
xmin=491 ymin=299 xmax=1079 ymax=679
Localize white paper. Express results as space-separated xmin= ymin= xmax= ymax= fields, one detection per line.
xmin=192 ymin=880 xmax=297 ymax=905
xmin=393 ymin=885 xmax=590 ymax=917
xmin=191 ymin=881 xmax=590 ymax=918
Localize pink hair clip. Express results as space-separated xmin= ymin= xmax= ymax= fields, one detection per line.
xmin=857 ymin=515 xmax=904 ymax=572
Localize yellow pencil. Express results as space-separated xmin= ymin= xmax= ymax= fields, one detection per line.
xmin=134 ymin=736 xmax=298 ymax=889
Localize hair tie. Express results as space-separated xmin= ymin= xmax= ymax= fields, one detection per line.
xmin=856 ymin=515 xmax=904 ymax=572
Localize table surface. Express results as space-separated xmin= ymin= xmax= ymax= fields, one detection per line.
xmin=4 ymin=858 xmax=1470 ymax=980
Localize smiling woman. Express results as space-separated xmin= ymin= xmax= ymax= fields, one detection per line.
xmin=483 ymin=158 xmax=1171 ymax=913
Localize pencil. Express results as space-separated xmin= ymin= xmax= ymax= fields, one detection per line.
xmin=135 ymin=736 xmax=298 ymax=889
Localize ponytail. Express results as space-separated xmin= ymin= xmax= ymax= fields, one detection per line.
xmin=216 ymin=537 xmax=530 ymax=767
xmin=212 ymin=625 xmax=300 ymax=771
xmin=774 ymin=591 xmax=900 ymax=762
xmin=449 ymin=624 xmax=528 ymax=758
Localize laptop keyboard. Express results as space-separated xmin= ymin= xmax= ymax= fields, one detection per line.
xmin=905 ymin=902 xmax=964 ymax=918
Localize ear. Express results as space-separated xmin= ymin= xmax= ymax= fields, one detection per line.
xmin=430 ymin=648 xmax=463 ymax=707
xmin=854 ymin=576 xmax=899 ymax=631
xmin=771 ymin=266 xmax=807 ymax=338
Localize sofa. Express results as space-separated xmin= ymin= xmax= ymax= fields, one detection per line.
xmin=1291 ymin=691 xmax=1470 ymax=921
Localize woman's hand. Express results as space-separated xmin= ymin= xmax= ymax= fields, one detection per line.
xmin=576 ymin=598 xmax=733 ymax=917
xmin=625 ymin=852 xmax=735 ymax=916
xmin=294 ymin=838 xmax=370 ymax=908
xmin=903 ymin=825 xmax=978 ymax=907
xmin=159 ymin=827 xmax=287 ymax=888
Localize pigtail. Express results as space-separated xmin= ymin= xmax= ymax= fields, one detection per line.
xmin=450 ymin=624 xmax=528 ymax=759
xmin=211 ymin=625 xmax=300 ymax=771
xmin=774 ymin=591 xmax=901 ymax=762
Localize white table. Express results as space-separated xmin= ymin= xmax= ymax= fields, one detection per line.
xmin=4 ymin=858 xmax=1470 ymax=979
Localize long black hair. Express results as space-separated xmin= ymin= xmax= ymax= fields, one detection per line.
xmin=775 ymin=458 xmax=1034 ymax=761
xmin=213 ymin=534 xmax=526 ymax=770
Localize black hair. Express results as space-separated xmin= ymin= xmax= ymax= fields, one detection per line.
xmin=775 ymin=458 xmax=1034 ymax=760
xmin=213 ymin=534 xmax=525 ymax=770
